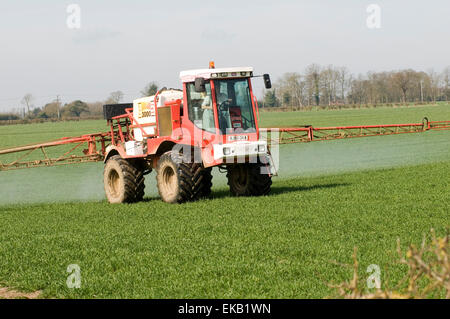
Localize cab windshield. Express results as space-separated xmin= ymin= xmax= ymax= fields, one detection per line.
xmin=214 ymin=78 xmax=256 ymax=135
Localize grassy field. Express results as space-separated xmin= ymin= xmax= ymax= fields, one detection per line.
xmin=0 ymin=104 xmax=449 ymax=298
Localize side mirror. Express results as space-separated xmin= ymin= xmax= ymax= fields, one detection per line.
xmin=263 ymin=74 xmax=272 ymax=89
xmin=194 ymin=78 xmax=206 ymax=93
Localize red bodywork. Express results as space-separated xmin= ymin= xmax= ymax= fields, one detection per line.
xmin=106 ymin=78 xmax=260 ymax=168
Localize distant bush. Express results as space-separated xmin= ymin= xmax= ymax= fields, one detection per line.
xmin=0 ymin=113 xmax=20 ymax=121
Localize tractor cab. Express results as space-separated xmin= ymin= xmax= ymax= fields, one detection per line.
xmin=179 ymin=64 xmax=272 ymax=164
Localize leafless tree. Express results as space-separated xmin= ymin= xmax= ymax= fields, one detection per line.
xmin=277 ymin=73 xmax=305 ymax=107
xmin=338 ymin=67 xmax=349 ymax=102
xmin=392 ymin=70 xmax=415 ymax=103
xmin=304 ymin=64 xmax=321 ymax=106
xmin=442 ymin=67 xmax=450 ymax=101
xmin=21 ymin=93 xmax=34 ymax=115
xmin=427 ymin=69 xmax=441 ymax=103
xmin=260 ymin=65 xmax=450 ymax=108
xmin=107 ymin=91 xmax=124 ymax=104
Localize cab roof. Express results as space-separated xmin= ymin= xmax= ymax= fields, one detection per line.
xmin=179 ymin=67 xmax=254 ymax=83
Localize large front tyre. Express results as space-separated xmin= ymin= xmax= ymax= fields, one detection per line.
xmin=156 ymin=151 xmax=212 ymax=204
xmin=227 ymin=162 xmax=272 ymax=196
xmin=103 ymin=155 xmax=145 ymax=204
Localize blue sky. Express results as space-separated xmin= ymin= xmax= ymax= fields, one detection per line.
xmin=0 ymin=0 xmax=449 ymax=111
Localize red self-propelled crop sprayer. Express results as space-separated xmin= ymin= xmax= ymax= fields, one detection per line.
xmin=1 ymin=63 xmax=449 ymax=204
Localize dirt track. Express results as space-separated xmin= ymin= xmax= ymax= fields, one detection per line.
xmin=0 ymin=286 xmax=41 ymax=299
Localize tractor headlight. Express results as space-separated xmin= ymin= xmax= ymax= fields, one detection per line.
xmin=223 ymin=147 xmax=231 ymax=156
xmin=258 ymin=144 xmax=266 ymax=153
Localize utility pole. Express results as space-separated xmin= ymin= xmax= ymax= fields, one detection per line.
xmin=420 ymin=80 xmax=424 ymax=103
xmin=56 ymin=95 xmax=61 ymax=120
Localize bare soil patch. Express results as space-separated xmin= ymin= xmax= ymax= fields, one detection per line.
xmin=0 ymin=286 xmax=41 ymax=299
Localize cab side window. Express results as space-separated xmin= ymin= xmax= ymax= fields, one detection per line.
xmin=186 ymin=82 xmax=216 ymax=133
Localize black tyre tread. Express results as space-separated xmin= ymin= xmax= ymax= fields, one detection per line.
xmin=156 ymin=151 xmax=213 ymax=203
xmin=226 ymin=162 xmax=272 ymax=197
xmin=107 ymin=155 xmax=146 ymax=203
xmin=199 ymin=167 xmax=213 ymax=198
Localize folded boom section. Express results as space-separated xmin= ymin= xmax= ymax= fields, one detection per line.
xmin=265 ymin=119 xmax=450 ymax=144
xmin=0 ymin=133 xmax=109 ymax=171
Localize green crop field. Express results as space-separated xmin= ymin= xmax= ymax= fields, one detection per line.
xmin=0 ymin=104 xmax=449 ymax=298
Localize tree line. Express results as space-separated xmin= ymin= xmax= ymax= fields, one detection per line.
xmin=263 ymin=65 xmax=450 ymax=108
xmin=0 ymin=82 xmax=160 ymax=121
xmin=2 ymin=66 xmax=449 ymax=122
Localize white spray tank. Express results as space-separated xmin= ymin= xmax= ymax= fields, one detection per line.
xmin=132 ymin=89 xmax=183 ymax=142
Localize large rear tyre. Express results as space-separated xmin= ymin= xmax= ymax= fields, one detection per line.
xmin=227 ymin=162 xmax=272 ymax=197
xmin=156 ymin=151 xmax=213 ymax=203
xmin=103 ymin=155 xmax=146 ymax=204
